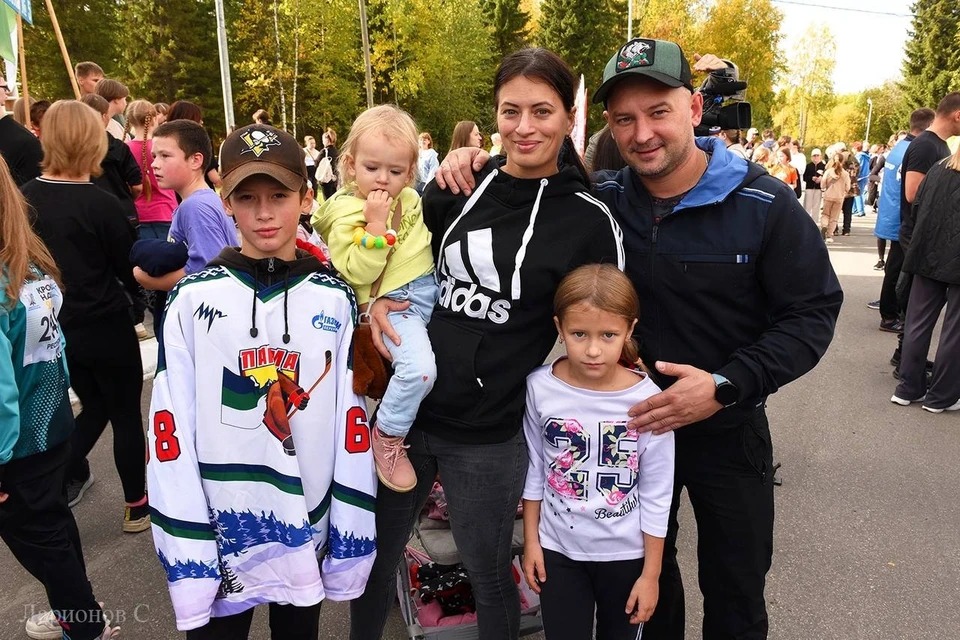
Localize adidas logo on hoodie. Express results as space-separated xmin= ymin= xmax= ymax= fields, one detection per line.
xmin=437 ymin=228 xmax=512 ymax=324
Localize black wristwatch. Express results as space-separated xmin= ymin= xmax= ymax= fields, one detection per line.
xmin=711 ymin=373 xmax=739 ymax=408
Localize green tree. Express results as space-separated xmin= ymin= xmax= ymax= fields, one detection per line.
xmin=633 ymin=0 xmax=704 ymax=51
xmin=21 ymin=0 xmax=121 ymax=101
xmin=771 ymin=23 xmax=835 ymax=143
xmin=901 ymin=0 xmax=960 ymax=112
xmin=117 ymin=0 xmax=225 ymax=134
xmin=482 ymin=0 xmax=531 ymax=59
xmin=696 ymin=0 xmax=783 ymax=129
xmin=365 ymin=0 xmax=497 ymax=150
xmin=537 ymin=0 xmax=626 ymax=132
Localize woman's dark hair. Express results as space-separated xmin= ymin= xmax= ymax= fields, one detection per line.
xmin=493 ymin=48 xmax=590 ymax=184
xmin=168 ymin=100 xmax=203 ymax=124
xmin=590 ymin=126 xmax=625 ymax=173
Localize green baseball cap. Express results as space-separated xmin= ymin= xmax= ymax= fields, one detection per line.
xmin=593 ymin=38 xmax=694 ymax=104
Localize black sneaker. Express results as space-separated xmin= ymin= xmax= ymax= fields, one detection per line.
xmin=66 ymin=473 xmax=95 ymax=508
xmin=874 ymin=260 xmax=885 ymax=271
xmin=867 ymin=300 xmax=881 ymax=310
xmin=123 ymin=502 xmax=151 ymax=533
xmin=879 ymin=319 xmax=903 ymax=333
xmin=890 ymin=348 xmax=901 ymax=367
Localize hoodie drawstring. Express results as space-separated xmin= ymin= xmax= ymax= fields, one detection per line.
xmin=511 ymin=178 xmax=548 ymax=300
xmin=282 ymin=270 xmax=291 ymax=344
xmin=436 ymin=169 xmax=498 ymax=277
xmin=249 ymin=257 xmax=293 ymax=344
xmin=250 ymin=262 xmax=260 ymax=338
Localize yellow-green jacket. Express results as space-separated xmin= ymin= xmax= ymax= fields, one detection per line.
xmin=311 ymin=186 xmax=433 ymax=305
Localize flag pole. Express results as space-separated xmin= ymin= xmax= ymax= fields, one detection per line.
xmin=42 ymin=0 xmax=80 ymax=99
xmin=15 ymin=14 xmax=28 ymax=104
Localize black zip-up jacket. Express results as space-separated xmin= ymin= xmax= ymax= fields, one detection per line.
xmin=594 ymin=137 xmax=843 ymax=434
xmin=419 ymin=163 xmax=624 ymax=444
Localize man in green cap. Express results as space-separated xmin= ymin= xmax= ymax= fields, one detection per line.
xmin=437 ymin=37 xmax=843 ymax=640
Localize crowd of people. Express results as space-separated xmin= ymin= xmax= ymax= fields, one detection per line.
xmin=0 ymin=32 xmax=953 ymax=640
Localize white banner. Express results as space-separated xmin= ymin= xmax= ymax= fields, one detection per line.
xmin=571 ymin=74 xmax=587 ymax=159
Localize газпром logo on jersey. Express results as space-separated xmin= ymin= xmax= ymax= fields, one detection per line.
xmin=437 ymin=228 xmax=511 ymax=324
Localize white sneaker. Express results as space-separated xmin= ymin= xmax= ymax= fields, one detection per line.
xmin=25 ymin=610 xmax=62 ymax=640
xmin=135 ymin=323 xmax=149 ymax=340
xmin=922 ymin=399 xmax=960 ymax=414
xmin=890 ymin=394 xmax=924 ymax=406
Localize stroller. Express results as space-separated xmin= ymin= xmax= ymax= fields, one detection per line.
xmin=394 ymin=484 xmax=543 ymax=639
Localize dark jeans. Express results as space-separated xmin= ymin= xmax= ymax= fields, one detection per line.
xmin=895 ymin=275 xmax=960 ymax=408
xmin=0 ymin=443 xmax=106 ymax=640
xmin=185 ymin=602 xmax=321 ymax=639
xmin=540 ymin=548 xmax=645 ymax=640
xmin=65 ymin=313 xmax=146 ymax=503
xmin=646 ymin=406 xmax=775 ymax=640
xmin=841 ymin=197 xmax=854 ymax=233
xmin=350 ymin=427 xmax=527 ymax=640
xmin=879 ymin=241 xmax=905 ymax=321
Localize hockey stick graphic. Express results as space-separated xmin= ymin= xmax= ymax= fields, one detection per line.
xmin=287 ymin=350 xmax=333 ymax=419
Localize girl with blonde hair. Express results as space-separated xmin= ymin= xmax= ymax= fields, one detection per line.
xmin=125 ymin=99 xmax=177 ymax=239
xmin=312 ymin=103 xmax=436 ymax=493
xmin=0 ymin=154 xmax=121 ymax=640
xmin=20 ymin=100 xmax=149 ymax=532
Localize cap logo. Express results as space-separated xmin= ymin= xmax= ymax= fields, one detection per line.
xmin=617 ymin=40 xmax=653 ymax=71
xmin=240 ymin=129 xmax=281 ymax=158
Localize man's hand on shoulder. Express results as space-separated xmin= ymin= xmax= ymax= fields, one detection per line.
xmin=435 ymin=147 xmax=490 ymax=195
xmin=628 ymin=361 xmax=723 ymax=434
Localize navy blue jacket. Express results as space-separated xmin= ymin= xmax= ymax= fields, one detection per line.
xmin=594 ymin=137 xmax=842 ymax=430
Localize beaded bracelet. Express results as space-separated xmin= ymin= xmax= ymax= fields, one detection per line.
xmin=352 ymin=227 xmax=398 ymax=249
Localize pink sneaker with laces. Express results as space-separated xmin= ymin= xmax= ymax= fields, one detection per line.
xmin=372 ymin=426 xmax=417 ymax=493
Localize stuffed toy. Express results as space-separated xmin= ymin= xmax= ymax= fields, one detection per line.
xmin=352 ymin=323 xmax=390 ymax=399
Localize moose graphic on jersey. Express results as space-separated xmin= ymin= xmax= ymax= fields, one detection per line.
xmin=221 ymin=347 xmax=333 ymax=455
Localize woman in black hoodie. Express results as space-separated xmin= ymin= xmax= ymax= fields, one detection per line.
xmin=350 ymin=49 xmax=623 ymax=639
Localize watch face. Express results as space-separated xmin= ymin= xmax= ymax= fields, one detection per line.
xmin=716 ymin=382 xmax=738 ymax=407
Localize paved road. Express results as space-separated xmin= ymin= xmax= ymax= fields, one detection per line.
xmin=2 ymin=215 xmax=958 ymax=639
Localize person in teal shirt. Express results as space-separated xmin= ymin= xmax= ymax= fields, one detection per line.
xmin=0 ymin=156 xmax=120 ymax=640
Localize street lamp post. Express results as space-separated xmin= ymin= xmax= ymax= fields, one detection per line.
xmin=214 ymin=0 xmax=235 ymax=132
xmin=865 ymin=97 xmax=874 ymax=146
xmin=628 ymin=0 xmax=633 ymax=40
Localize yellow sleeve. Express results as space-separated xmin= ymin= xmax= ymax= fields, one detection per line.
xmin=312 ymin=192 xmax=390 ymax=289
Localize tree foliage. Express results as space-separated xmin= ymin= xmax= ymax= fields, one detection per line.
xmin=537 ymin=0 xmax=626 ymax=131
xmin=20 ymin=0 xmax=120 ymax=101
xmin=116 ymin=0 xmax=224 ymax=134
xmin=482 ymin=0 xmax=531 ymax=60
xmin=771 ymin=23 xmax=835 ymax=143
xmin=901 ymin=0 xmax=960 ymax=112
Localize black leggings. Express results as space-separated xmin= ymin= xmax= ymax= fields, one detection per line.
xmin=65 ymin=313 xmax=146 ymax=503
xmin=185 ymin=602 xmax=321 ymax=639
xmin=540 ymin=548 xmax=645 ymax=640
xmin=0 ymin=444 xmax=106 ymax=640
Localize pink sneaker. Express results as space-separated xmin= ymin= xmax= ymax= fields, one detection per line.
xmin=372 ymin=426 xmax=417 ymax=493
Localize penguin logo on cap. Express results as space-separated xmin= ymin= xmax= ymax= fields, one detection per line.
xmin=240 ymin=129 xmax=281 ymax=158
xmin=617 ymin=39 xmax=652 ymax=70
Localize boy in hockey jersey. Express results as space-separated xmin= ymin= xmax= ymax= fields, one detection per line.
xmin=147 ymin=123 xmax=377 ymax=638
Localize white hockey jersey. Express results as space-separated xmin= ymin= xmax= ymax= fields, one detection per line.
xmin=522 ymin=360 xmax=675 ymax=562
xmin=147 ymin=249 xmax=377 ymax=631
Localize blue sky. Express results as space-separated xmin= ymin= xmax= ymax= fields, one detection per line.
xmin=774 ymin=0 xmax=914 ymax=93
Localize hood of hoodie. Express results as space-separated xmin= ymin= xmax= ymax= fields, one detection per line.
xmin=208 ymin=245 xmax=332 ymax=344
xmin=209 ymin=246 xmax=328 ymax=285
xmin=595 ymin=136 xmax=766 ymax=213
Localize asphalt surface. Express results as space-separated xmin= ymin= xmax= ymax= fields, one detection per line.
xmin=2 ymin=213 xmax=958 ymax=639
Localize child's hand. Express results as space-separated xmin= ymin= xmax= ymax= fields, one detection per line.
xmin=522 ymin=543 xmax=546 ymax=593
xmin=363 ymin=190 xmax=392 ymax=231
xmin=625 ymin=573 xmax=658 ymax=624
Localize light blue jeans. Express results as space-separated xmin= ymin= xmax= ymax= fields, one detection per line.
xmin=376 ymin=273 xmax=439 ymax=437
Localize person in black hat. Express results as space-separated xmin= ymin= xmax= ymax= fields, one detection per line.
xmin=437 ymin=37 xmax=843 ymax=640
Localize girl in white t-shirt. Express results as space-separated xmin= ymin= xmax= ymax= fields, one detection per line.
xmin=521 ymin=263 xmax=675 ymax=640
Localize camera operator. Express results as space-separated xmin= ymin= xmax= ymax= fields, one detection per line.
xmin=436 ymin=38 xmax=842 ymax=639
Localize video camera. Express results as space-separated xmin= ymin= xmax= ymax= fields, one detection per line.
xmin=694 ymin=60 xmax=752 ymax=137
